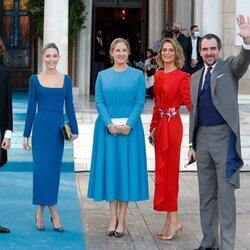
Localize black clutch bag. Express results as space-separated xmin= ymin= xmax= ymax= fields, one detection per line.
xmin=184 ymin=156 xmax=196 ymax=168
xmin=148 ymin=134 xmax=154 ymax=146
xmin=61 ymin=123 xmax=72 ymax=140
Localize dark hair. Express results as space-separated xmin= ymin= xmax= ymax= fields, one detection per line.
xmin=164 ymin=28 xmax=173 ymax=38
xmin=190 ymin=25 xmax=198 ymax=31
xmin=146 ymin=48 xmax=154 ymax=57
xmin=151 ymin=58 xmax=156 ymax=65
xmin=200 ymin=34 xmax=222 ymax=50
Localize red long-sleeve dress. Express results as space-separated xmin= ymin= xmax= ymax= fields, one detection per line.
xmin=150 ymin=69 xmax=191 ymax=211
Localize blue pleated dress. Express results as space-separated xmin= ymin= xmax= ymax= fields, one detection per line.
xmin=87 ymin=67 xmax=149 ymax=202
xmin=23 ymin=75 xmax=78 ymax=205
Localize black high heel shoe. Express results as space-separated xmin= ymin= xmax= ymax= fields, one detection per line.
xmin=50 ymin=217 xmax=64 ymax=232
xmin=107 ymin=220 xmax=118 ymax=236
xmin=35 ymin=215 xmax=45 ymax=231
xmin=114 ymin=230 xmax=124 ymax=238
xmin=114 ymin=222 xmax=125 ymax=238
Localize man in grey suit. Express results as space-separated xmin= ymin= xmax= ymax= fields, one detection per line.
xmin=189 ymin=15 xmax=250 ymax=250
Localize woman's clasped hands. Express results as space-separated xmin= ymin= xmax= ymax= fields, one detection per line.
xmin=108 ymin=124 xmax=131 ymax=136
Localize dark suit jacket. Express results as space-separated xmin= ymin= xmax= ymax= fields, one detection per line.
xmin=0 ymin=61 xmax=13 ymax=167
xmin=176 ymin=33 xmax=188 ymax=70
xmin=94 ymin=37 xmax=106 ymax=63
xmin=186 ymin=36 xmax=203 ymax=73
xmin=189 ymin=46 xmax=250 ymax=188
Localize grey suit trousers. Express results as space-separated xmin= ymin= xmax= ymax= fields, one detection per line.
xmin=196 ymin=124 xmax=236 ymax=250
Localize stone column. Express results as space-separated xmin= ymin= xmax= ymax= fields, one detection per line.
xmin=43 ymin=0 xmax=69 ymax=74
xmin=148 ymin=0 xmax=163 ymax=49
xmin=199 ymin=0 xmax=222 ymax=37
xmin=173 ymin=0 xmax=192 ymax=30
xmin=77 ymin=0 xmax=92 ymax=96
xmin=193 ymin=0 xmax=202 ymax=30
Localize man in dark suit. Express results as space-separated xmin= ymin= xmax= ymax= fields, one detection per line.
xmin=189 ymin=15 xmax=250 ymax=250
xmin=91 ymin=29 xmax=107 ymax=95
xmin=0 ymin=37 xmax=13 ymax=233
xmin=187 ymin=25 xmax=204 ymax=74
xmin=172 ymin=22 xmax=188 ymax=71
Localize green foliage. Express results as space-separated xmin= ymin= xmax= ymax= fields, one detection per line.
xmin=26 ymin=0 xmax=44 ymax=40
xmin=26 ymin=0 xmax=87 ymax=46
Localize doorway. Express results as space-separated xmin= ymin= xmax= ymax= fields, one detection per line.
xmin=90 ymin=3 xmax=147 ymax=95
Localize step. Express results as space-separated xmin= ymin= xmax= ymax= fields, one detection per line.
xmin=1 ymin=161 xmax=74 ymax=172
xmin=8 ymin=147 xmax=73 ymax=157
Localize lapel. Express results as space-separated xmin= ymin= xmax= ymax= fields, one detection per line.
xmin=192 ymin=68 xmax=204 ymax=109
xmin=210 ymin=58 xmax=223 ymax=98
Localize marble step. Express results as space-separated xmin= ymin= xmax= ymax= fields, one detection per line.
xmin=2 ymin=161 xmax=74 ymax=172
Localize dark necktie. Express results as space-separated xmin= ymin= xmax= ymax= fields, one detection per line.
xmin=202 ymin=66 xmax=213 ymax=91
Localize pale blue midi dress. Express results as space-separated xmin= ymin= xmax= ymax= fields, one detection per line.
xmin=87 ymin=67 xmax=149 ymax=202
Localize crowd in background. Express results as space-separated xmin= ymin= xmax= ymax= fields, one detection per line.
xmin=93 ymin=21 xmax=204 ymax=100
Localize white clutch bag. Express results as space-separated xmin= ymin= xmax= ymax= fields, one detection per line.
xmin=111 ymin=118 xmax=128 ymax=126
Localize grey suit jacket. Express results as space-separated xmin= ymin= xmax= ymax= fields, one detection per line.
xmin=189 ymin=46 xmax=250 ymax=188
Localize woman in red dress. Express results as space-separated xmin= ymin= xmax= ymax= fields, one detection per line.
xmin=150 ymin=38 xmax=191 ymax=240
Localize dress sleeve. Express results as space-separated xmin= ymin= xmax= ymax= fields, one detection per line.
xmin=180 ymin=73 xmax=191 ymax=111
xmin=126 ymin=71 xmax=145 ymax=128
xmin=149 ymin=74 xmax=160 ymax=133
xmin=95 ymin=73 xmax=112 ymax=126
xmin=23 ymin=76 xmax=37 ymax=137
xmin=65 ymin=75 xmax=78 ymax=134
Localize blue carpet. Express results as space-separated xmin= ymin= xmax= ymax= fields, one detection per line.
xmin=0 ymin=171 xmax=85 ymax=250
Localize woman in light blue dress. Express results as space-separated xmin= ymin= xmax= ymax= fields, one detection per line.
xmin=23 ymin=43 xmax=78 ymax=232
xmin=87 ymin=38 xmax=149 ymax=237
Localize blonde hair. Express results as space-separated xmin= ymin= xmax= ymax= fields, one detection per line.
xmin=0 ymin=37 xmax=5 ymax=57
xmin=109 ymin=38 xmax=131 ymax=61
xmin=41 ymin=43 xmax=59 ymax=55
xmin=156 ymin=38 xmax=185 ymax=69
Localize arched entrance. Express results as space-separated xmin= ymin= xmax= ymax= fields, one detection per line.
xmin=90 ymin=0 xmax=148 ymax=95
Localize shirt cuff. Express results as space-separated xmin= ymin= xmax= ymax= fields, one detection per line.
xmin=4 ymin=130 xmax=12 ymax=140
xmin=243 ymin=42 xmax=250 ymax=50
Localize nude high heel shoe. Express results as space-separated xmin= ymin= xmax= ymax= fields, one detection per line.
xmin=159 ymin=224 xmax=183 ymax=240
xmin=157 ymin=223 xmax=182 ymax=237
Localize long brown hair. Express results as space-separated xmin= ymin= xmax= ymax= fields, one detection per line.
xmin=156 ymin=38 xmax=185 ymax=69
xmin=0 ymin=37 xmax=5 ymax=57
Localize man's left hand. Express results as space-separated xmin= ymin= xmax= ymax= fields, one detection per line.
xmin=237 ymin=15 xmax=250 ymax=44
xmin=1 ymin=138 xmax=11 ymax=150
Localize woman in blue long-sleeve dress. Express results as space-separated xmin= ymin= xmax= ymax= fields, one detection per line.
xmin=23 ymin=43 xmax=78 ymax=232
xmin=87 ymin=38 xmax=149 ymax=237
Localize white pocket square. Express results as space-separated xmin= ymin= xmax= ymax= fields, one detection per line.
xmin=217 ymin=74 xmax=224 ymax=79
